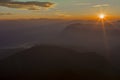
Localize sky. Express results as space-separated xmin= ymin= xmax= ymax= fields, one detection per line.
xmin=0 ymin=0 xmax=120 ymax=20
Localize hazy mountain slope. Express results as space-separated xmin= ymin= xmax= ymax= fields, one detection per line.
xmin=0 ymin=45 xmax=115 ymax=80
xmin=0 ymin=48 xmax=24 ymax=60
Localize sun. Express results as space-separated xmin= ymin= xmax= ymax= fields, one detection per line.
xmin=99 ymin=14 xmax=105 ymax=19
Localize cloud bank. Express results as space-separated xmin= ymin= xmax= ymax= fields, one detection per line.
xmin=74 ymin=3 xmax=91 ymax=6
xmin=93 ymin=4 xmax=109 ymax=7
xmin=0 ymin=0 xmax=11 ymax=2
xmin=0 ymin=0 xmax=55 ymax=10
xmin=0 ymin=12 xmax=12 ymax=15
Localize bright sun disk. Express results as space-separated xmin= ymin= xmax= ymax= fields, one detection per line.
xmin=99 ymin=14 xmax=105 ymax=19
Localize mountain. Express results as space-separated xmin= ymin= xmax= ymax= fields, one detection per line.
xmin=59 ymin=22 xmax=120 ymax=55
xmin=0 ymin=45 xmax=116 ymax=80
xmin=0 ymin=48 xmax=24 ymax=60
xmin=62 ymin=22 xmax=120 ymax=38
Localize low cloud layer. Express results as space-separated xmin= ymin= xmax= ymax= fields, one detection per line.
xmin=0 ymin=12 xmax=12 ymax=15
xmin=56 ymin=13 xmax=71 ymax=17
xmin=0 ymin=0 xmax=11 ymax=2
xmin=0 ymin=0 xmax=55 ymax=10
xmin=74 ymin=3 xmax=91 ymax=6
xmin=93 ymin=4 xmax=109 ymax=7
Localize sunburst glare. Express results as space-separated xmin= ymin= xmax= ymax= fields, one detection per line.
xmin=99 ymin=14 xmax=105 ymax=19
xmin=96 ymin=13 xmax=110 ymax=58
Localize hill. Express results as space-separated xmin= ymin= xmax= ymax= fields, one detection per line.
xmin=0 ymin=45 xmax=116 ymax=80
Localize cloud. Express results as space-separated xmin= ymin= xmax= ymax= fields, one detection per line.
xmin=74 ymin=3 xmax=91 ymax=6
xmin=0 ymin=0 xmax=11 ymax=2
xmin=71 ymin=1 xmax=91 ymax=6
xmin=0 ymin=1 xmax=55 ymax=10
xmin=55 ymin=11 xmax=71 ymax=17
xmin=93 ymin=4 xmax=109 ymax=8
xmin=0 ymin=12 xmax=12 ymax=15
xmin=57 ymin=13 xmax=71 ymax=17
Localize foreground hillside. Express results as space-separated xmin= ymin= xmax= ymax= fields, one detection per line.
xmin=0 ymin=45 xmax=119 ymax=80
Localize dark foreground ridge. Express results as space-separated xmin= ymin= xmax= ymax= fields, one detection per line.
xmin=0 ymin=45 xmax=119 ymax=80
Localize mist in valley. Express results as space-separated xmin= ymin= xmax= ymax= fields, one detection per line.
xmin=0 ymin=19 xmax=120 ymax=79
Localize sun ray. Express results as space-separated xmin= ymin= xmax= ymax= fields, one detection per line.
xmin=101 ymin=19 xmax=109 ymax=49
xmin=96 ymin=13 xmax=111 ymax=59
